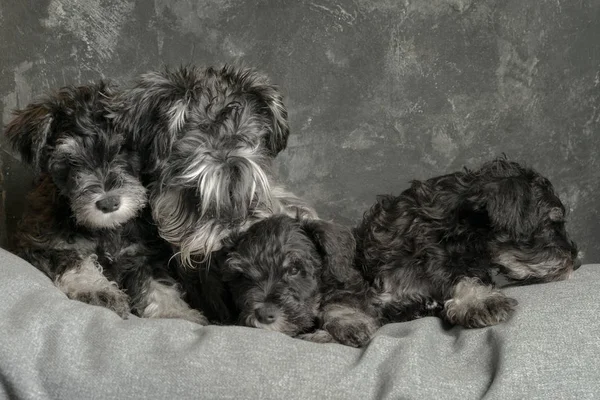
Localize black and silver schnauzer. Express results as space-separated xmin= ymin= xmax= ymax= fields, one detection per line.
xmin=355 ymin=158 xmax=581 ymax=328
xmin=179 ymin=215 xmax=378 ymax=347
xmin=112 ymin=65 xmax=316 ymax=267
xmin=5 ymin=82 xmax=205 ymax=323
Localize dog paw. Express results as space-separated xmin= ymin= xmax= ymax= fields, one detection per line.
xmin=444 ymin=293 xmax=518 ymax=328
xmin=141 ymin=304 xmax=209 ymax=325
xmin=324 ymin=318 xmax=377 ymax=348
xmin=297 ymin=330 xmax=338 ymax=344
xmin=179 ymin=309 xmax=209 ymax=325
xmin=71 ymin=288 xmax=130 ymax=318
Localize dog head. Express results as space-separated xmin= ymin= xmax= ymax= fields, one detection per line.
xmin=113 ymin=65 xmax=290 ymax=261
xmin=220 ymin=215 xmax=357 ymax=336
xmin=466 ymin=158 xmax=580 ymax=282
xmin=5 ymin=82 xmax=147 ymax=229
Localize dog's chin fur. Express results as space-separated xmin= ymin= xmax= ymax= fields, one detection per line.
xmin=150 ymin=188 xmax=254 ymax=266
xmin=355 ymin=157 xmax=580 ymax=329
xmin=74 ymin=190 xmax=147 ymax=230
xmin=112 ymin=65 xmax=318 ymax=265
xmin=152 ymin=184 xmax=318 ymax=267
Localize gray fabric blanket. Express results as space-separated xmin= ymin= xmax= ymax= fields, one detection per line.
xmin=0 ymin=247 xmax=598 ymax=400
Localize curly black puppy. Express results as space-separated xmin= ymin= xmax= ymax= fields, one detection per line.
xmin=5 ymin=82 xmax=205 ymax=323
xmin=180 ymin=215 xmax=378 ymax=347
xmin=355 ymin=158 xmax=581 ymax=328
xmin=111 ymin=65 xmax=316 ymax=267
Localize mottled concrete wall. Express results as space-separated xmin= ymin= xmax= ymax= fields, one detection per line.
xmin=1 ymin=1 xmax=599 ymax=259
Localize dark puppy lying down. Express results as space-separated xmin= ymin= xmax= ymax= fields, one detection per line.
xmin=181 ymin=215 xmax=379 ymax=347
xmin=355 ymin=158 xmax=581 ymax=328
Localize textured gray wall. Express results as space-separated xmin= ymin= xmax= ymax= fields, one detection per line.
xmin=1 ymin=0 xmax=599 ymax=260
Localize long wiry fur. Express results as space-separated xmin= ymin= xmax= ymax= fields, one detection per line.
xmin=111 ymin=65 xmax=317 ymax=267
xmin=354 ymin=157 xmax=581 ymax=328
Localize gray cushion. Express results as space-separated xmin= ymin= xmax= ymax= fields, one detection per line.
xmin=0 ymin=247 xmax=597 ymax=399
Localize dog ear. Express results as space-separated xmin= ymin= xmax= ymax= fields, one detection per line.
xmin=468 ymin=177 xmax=537 ymax=236
xmin=112 ymin=66 xmax=195 ymax=173
xmin=301 ymin=219 xmax=358 ymax=284
xmin=222 ymin=64 xmax=289 ymax=156
xmin=260 ymin=89 xmax=289 ymax=156
xmin=4 ymin=101 xmax=54 ymax=172
xmin=220 ymin=229 xmax=242 ymax=255
xmin=218 ymin=229 xmax=245 ymax=274
xmin=375 ymin=194 xmax=396 ymax=211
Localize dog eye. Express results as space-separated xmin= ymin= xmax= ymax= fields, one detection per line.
xmin=287 ymin=266 xmax=300 ymax=276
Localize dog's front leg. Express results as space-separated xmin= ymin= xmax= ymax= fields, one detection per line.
xmin=55 ymin=254 xmax=130 ymax=318
xmin=320 ymin=303 xmax=380 ymax=348
xmin=130 ymin=276 xmax=208 ymax=325
xmin=296 ymin=329 xmax=339 ymax=344
xmin=443 ymin=277 xmax=518 ymax=328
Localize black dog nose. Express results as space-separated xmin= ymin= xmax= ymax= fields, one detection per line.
xmin=255 ymin=303 xmax=280 ymax=324
xmin=573 ymin=258 xmax=582 ymax=271
xmin=95 ymin=196 xmax=121 ymax=213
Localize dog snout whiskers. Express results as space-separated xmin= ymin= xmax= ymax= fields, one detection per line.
xmin=96 ymin=196 xmax=121 ymax=213
xmin=254 ymin=303 xmax=280 ymax=325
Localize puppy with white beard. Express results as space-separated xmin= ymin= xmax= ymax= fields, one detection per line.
xmin=6 ymin=82 xmax=205 ymax=323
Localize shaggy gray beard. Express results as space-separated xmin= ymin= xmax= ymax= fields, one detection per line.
xmin=152 ymin=182 xmax=318 ymax=268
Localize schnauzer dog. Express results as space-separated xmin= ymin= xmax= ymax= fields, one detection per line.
xmin=179 ymin=215 xmax=379 ymax=347
xmin=111 ymin=65 xmax=317 ymax=267
xmin=5 ymin=82 xmax=205 ymax=323
xmin=354 ymin=158 xmax=580 ymax=328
